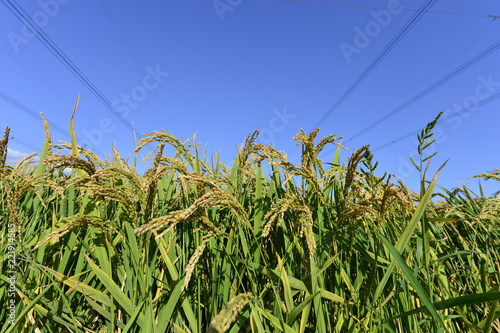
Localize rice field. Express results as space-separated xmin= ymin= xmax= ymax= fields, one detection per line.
xmin=1 ymin=108 xmax=499 ymax=332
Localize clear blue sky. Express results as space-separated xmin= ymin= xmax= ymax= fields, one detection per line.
xmin=1 ymin=0 xmax=499 ymax=196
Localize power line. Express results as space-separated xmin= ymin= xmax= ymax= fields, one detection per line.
xmin=0 ymin=90 xmax=105 ymax=155
xmin=98 ymin=0 xmax=176 ymax=128
xmin=2 ymin=0 xmax=138 ymax=136
xmin=347 ymin=40 xmax=500 ymax=141
xmin=286 ymin=0 xmax=436 ymax=159
xmin=9 ymin=135 xmax=39 ymax=152
xmin=310 ymin=0 xmax=436 ymax=130
xmin=315 ymin=24 xmax=500 ymax=159
xmin=0 ymin=45 xmax=103 ymax=128
xmin=372 ymin=91 xmax=500 ymax=151
xmin=280 ymin=0 xmax=500 ymax=20
xmin=0 ymin=90 xmax=71 ymax=138
xmin=286 ymin=0 xmax=386 ymax=137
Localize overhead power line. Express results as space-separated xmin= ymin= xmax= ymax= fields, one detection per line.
xmin=98 ymin=0 xmax=177 ymax=128
xmin=286 ymin=0 xmax=436 ymax=158
xmin=0 ymin=45 xmax=103 ymax=128
xmin=0 ymin=89 xmax=71 ymax=138
xmin=0 ymin=90 xmax=105 ymax=155
xmin=319 ymin=39 xmax=500 ymax=158
xmin=9 ymin=135 xmax=39 ymax=152
xmin=372 ymin=91 xmax=500 ymax=151
xmin=2 ymin=0 xmax=138 ymax=136
xmin=310 ymin=0 xmax=437 ymax=130
xmin=347 ymin=40 xmax=500 ymax=142
xmin=280 ymin=0 xmax=500 ymax=20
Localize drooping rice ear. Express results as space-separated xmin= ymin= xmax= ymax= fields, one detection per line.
xmin=0 ymin=126 xmax=11 ymax=172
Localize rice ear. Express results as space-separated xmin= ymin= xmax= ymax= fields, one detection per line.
xmin=0 ymin=127 xmax=11 ymax=172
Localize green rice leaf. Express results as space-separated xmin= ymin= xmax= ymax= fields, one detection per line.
xmin=391 ymin=291 xmax=500 ymax=320
xmin=85 ymin=254 xmax=144 ymax=325
xmin=379 ymin=234 xmax=445 ymax=328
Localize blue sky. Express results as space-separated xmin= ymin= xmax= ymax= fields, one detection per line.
xmin=1 ymin=0 xmax=499 ymax=196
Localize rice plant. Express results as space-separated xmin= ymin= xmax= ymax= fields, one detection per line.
xmin=1 ymin=106 xmax=499 ymax=332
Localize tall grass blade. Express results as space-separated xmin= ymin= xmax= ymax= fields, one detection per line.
xmin=379 ymin=234 xmax=445 ymax=328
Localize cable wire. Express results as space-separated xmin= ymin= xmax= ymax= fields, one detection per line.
xmin=98 ymin=0 xmax=176 ymax=128
xmin=0 ymin=90 xmax=71 ymax=138
xmin=2 ymin=0 xmax=138 ymax=135
xmin=0 ymin=90 xmax=105 ymax=155
xmin=347 ymin=40 xmax=500 ymax=141
xmin=286 ymin=0 xmax=436 ymax=159
xmin=372 ymin=91 xmax=500 ymax=151
xmin=0 ymin=45 xmax=102 ymax=127
xmin=9 ymin=135 xmax=39 ymax=152
xmin=310 ymin=0 xmax=436 ymax=130
xmin=280 ymin=0 xmax=500 ymax=20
